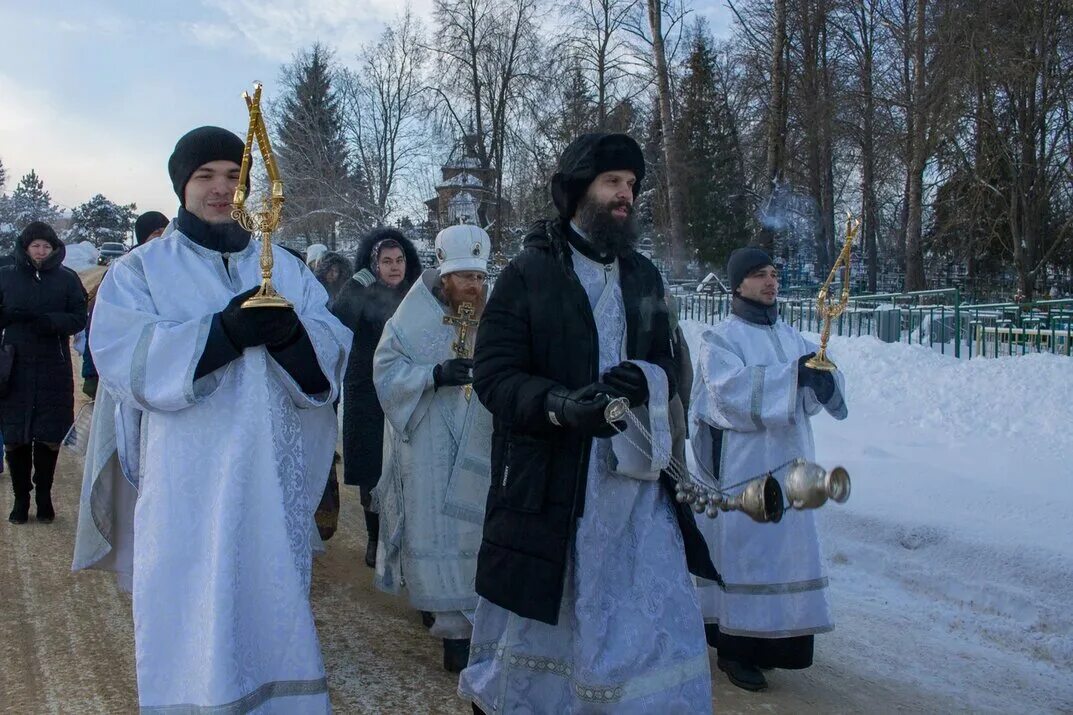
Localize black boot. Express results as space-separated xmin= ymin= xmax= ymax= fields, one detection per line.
xmin=363 ymin=510 xmax=380 ymax=568
xmin=443 ymin=638 xmax=471 ymax=674
xmin=717 ymin=657 xmax=768 ymax=692
xmin=32 ymin=442 xmax=59 ymax=523
xmin=421 ymin=611 xmax=436 ymax=629
xmin=7 ymin=445 xmax=32 ymax=524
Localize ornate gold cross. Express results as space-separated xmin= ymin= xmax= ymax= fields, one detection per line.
xmin=443 ymin=301 xmax=479 ymax=399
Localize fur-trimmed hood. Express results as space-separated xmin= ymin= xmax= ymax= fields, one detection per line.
xmin=353 ymin=227 xmax=423 ymax=286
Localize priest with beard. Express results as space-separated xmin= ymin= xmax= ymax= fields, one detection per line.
xmin=372 ymin=224 xmax=494 ymax=674
xmin=460 ymin=133 xmax=719 ymax=714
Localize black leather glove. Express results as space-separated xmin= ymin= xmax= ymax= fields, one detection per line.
xmin=797 ymin=353 xmax=836 ymax=403
xmin=433 ymin=358 xmax=473 ymax=388
xmin=218 ymin=287 xmax=302 ymax=351
xmin=601 ymin=361 xmax=649 ymax=407
xmin=544 ymin=383 xmax=626 ymax=439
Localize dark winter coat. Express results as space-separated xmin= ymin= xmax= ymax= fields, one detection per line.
xmin=0 ymin=237 xmax=88 ymax=445
xmin=471 ymin=217 xmax=718 ymax=626
xmin=313 ymin=251 xmax=352 ymax=309
xmin=331 ymin=230 xmax=423 ymax=493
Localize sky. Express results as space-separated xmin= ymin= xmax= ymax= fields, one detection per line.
xmin=0 ymin=0 xmax=735 ymax=219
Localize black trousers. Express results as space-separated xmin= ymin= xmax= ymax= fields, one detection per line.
xmin=706 ymin=623 xmax=814 ymax=669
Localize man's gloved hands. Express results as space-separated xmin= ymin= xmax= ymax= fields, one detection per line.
xmin=601 ymin=361 xmax=649 ymax=407
xmin=545 ymin=383 xmax=626 ymax=439
xmin=433 ymin=358 xmax=473 ymax=388
xmin=797 ymin=353 xmax=836 ymax=403
xmin=218 ymin=287 xmax=302 ymax=351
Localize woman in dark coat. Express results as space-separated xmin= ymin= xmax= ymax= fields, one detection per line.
xmin=0 ymin=222 xmax=88 ymax=524
xmin=312 ymin=251 xmax=352 ymax=309
xmin=332 ymin=228 xmax=422 ymax=567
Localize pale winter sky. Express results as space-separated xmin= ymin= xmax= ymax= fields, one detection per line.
xmin=0 ymin=0 xmax=734 ymax=220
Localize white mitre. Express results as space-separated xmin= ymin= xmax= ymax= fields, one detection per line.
xmin=435 ymin=224 xmax=491 ymax=276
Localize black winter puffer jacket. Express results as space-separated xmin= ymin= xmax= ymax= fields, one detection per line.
xmin=331 ymin=229 xmax=423 ymax=492
xmin=0 ymin=229 xmax=88 ymax=444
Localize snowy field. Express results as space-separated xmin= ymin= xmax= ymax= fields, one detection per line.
xmin=682 ymin=321 xmax=1073 ymax=713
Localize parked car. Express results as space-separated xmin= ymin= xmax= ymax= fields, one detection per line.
xmin=97 ymin=242 xmax=127 ymax=266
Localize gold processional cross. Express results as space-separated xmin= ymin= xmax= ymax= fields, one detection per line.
xmin=443 ymin=302 xmax=479 ymax=399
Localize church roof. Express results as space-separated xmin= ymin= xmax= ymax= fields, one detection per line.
xmin=437 ymin=172 xmax=486 ymax=190
xmin=443 ymin=155 xmax=483 ymax=170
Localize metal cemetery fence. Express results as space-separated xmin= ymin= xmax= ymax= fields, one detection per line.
xmin=675 ymin=288 xmax=1073 ymax=360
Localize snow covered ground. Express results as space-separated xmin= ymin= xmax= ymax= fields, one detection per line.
xmin=682 ymin=320 xmax=1073 ymax=713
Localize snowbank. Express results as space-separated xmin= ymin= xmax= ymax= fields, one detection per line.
xmin=63 ymin=242 xmax=99 ymax=271
xmin=683 ymin=320 xmax=1073 ymax=711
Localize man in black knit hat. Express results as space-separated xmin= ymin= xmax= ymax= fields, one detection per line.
xmin=133 ymin=211 xmax=169 ymax=245
xmin=689 ymin=246 xmax=848 ymax=692
xmin=86 ymin=125 xmax=352 ymax=713
xmin=459 ymin=133 xmax=720 ymax=713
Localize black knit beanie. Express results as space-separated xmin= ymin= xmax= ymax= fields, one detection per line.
xmin=167 ymin=126 xmax=245 ymax=206
xmin=727 ymin=247 xmax=774 ymax=292
xmin=134 ymin=211 xmax=169 ymax=244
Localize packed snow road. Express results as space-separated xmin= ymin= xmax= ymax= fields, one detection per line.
xmin=0 ymin=450 xmax=969 ymax=713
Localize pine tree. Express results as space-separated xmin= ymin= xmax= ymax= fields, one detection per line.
xmin=0 ymin=170 xmax=61 ymax=249
xmin=0 ymin=157 xmax=7 ymax=193
xmin=675 ymin=27 xmax=750 ymax=269
xmin=69 ymin=194 xmax=137 ymax=246
xmin=275 ymin=44 xmax=368 ymax=249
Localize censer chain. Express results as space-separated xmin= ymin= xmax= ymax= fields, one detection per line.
xmin=609 ymin=408 xmax=796 ymax=495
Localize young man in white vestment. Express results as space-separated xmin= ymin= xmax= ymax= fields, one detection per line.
xmin=372 ymin=224 xmax=494 ymax=674
xmin=690 ymin=247 xmax=848 ymax=691
xmin=459 ymin=133 xmax=721 ymax=714
xmin=90 ymin=126 xmax=351 ymax=714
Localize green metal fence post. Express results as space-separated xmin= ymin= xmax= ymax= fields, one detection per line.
xmin=954 ymin=288 xmax=961 ymax=359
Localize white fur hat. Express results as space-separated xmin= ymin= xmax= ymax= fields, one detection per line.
xmin=435 ymin=224 xmax=491 ymax=276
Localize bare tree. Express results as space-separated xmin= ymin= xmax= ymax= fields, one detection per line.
xmin=762 ymin=0 xmax=788 ymax=254
xmin=839 ymin=0 xmax=884 ymax=290
xmin=971 ymin=0 xmax=1073 ymax=299
xmin=561 ymin=0 xmax=646 ymax=128
xmin=340 ymin=9 xmax=430 ymax=224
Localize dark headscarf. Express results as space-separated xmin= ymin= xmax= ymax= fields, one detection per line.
xmin=353 ymin=228 xmax=422 ymax=289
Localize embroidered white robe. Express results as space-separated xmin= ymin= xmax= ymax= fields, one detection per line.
xmin=90 ymin=231 xmax=350 ymax=714
xmin=372 ymin=269 xmax=492 ymax=632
